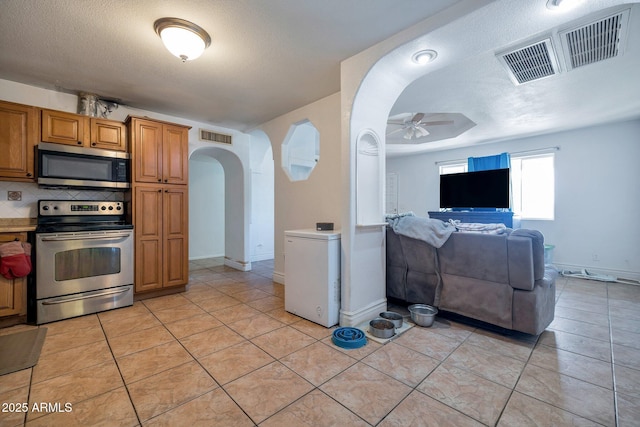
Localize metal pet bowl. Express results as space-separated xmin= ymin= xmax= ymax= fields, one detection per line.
xmin=369 ymin=318 xmax=395 ymax=339
xmin=408 ymin=304 xmax=438 ymax=327
xmin=379 ymin=311 xmax=403 ymax=329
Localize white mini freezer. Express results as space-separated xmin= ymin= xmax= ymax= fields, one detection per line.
xmin=284 ymin=229 xmax=341 ymax=327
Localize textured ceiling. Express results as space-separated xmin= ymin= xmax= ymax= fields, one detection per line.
xmin=0 ymin=0 xmax=638 ymax=155
xmin=385 ymin=0 xmax=640 ymax=154
xmin=0 ymin=0 xmax=458 ymax=130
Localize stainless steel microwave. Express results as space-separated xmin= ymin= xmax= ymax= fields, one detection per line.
xmin=37 ymin=142 xmax=130 ymax=190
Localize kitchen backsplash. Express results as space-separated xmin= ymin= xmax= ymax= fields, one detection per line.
xmin=0 ymin=181 xmax=124 ymax=218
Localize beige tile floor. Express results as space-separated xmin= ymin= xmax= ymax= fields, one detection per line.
xmin=1 ymin=258 xmax=640 ymax=426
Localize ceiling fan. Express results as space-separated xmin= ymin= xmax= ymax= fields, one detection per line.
xmin=386 ymin=112 xmax=454 ymax=140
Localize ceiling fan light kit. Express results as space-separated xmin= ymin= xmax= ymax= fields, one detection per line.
xmin=154 ymin=17 xmax=211 ymax=62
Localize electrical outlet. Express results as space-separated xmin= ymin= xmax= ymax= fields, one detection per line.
xmin=7 ymin=191 xmax=21 ymax=201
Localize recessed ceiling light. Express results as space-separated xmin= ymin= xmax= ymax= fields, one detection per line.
xmin=412 ymin=49 xmax=438 ymax=65
xmin=546 ymin=0 xmax=581 ymax=10
xmin=154 ymin=17 xmax=211 ymax=62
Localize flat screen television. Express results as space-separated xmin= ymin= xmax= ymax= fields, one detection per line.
xmin=440 ymin=168 xmax=510 ymax=209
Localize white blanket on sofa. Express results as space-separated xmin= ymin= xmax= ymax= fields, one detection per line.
xmin=386 ymin=213 xmax=455 ymax=248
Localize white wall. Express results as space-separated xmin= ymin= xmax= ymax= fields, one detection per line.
xmin=258 ymin=92 xmax=342 ymax=282
xmin=386 ymin=119 xmax=640 ymax=280
xmin=249 ymin=131 xmax=275 ymax=262
xmin=188 ymin=155 xmax=225 ymax=259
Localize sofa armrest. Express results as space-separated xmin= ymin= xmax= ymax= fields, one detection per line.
xmin=507 ymin=236 xmax=535 ymax=291
xmin=511 ymin=229 xmax=545 ymax=280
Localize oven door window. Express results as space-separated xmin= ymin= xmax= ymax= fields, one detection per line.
xmin=55 ymin=247 xmax=121 ymax=281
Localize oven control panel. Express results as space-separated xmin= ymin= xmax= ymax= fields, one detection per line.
xmin=39 ymin=200 xmax=124 ymax=216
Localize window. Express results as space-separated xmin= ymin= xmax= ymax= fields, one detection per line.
xmin=281 ymin=119 xmax=319 ymax=182
xmin=511 ymin=154 xmax=554 ymax=220
xmin=438 ymin=152 xmax=555 ymax=220
xmin=439 ymin=163 xmax=467 ymax=175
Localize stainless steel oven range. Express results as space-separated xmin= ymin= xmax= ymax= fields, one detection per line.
xmin=34 ymin=200 xmax=134 ymax=324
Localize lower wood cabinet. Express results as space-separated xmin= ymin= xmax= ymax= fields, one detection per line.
xmin=0 ymin=232 xmax=28 ymax=318
xmin=133 ymin=185 xmax=188 ymax=293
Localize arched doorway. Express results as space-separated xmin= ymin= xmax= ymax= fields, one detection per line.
xmin=189 ymin=146 xmax=251 ymax=271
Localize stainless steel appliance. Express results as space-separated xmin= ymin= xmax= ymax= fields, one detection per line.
xmin=37 ymin=142 xmax=130 ymax=190
xmin=34 ymin=200 xmax=134 ymax=324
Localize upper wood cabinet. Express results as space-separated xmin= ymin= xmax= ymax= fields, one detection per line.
xmin=91 ymin=118 xmax=128 ymax=151
xmin=41 ymin=109 xmax=127 ymax=151
xmin=128 ymin=117 xmax=189 ymax=185
xmin=0 ymin=100 xmax=37 ymax=182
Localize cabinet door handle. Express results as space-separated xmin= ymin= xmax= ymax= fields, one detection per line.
xmin=91 ymin=142 xmax=96 ymax=146
xmin=26 ymin=173 xmax=32 ymax=177
xmin=77 ymin=141 xmax=82 ymax=145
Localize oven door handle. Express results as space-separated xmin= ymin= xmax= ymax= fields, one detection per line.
xmin=41 ymin=288 xmax=131 ymax=305
xmin=40 ymin=233 xmax=132 ymax=242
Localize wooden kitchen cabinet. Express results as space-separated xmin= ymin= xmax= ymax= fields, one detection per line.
xmin=133 ymin=185 xmax=188 ymax=292
xmin=128 ymin=117 xmax=189 ymax=185
xmin=91 ymin=118 xmax=128 ymax=151
xmin=41 ymin=109 xmax=127 ymax=151
xmin=0 ymin=232 xmax=28 ymax=319
xmin=129 ymin=116 xmax=190 ymax=294
xmin=0 ymin=100 xmax=37 ymax=182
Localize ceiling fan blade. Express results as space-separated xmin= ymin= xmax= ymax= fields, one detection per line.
xmin=387 ymin=119 xmax=409 ymax=126
xmin=420 ymin=120 xmax=455 ymax=126
xmin=411 ymin=112 xmax=425 ymax=123
xmin=386 ymin=127 xmax=405 ymax=136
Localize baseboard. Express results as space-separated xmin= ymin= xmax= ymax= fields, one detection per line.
xmin=189 ymin=253 xmax=224 ymax=261
xmin=224 ymin=257 xmax=251 ymax=272
xmin=272 ymin=270 xmax=285 ymax=285
xmin=554 ymin=263 xmax=640 ymax=283
xmin=251 ymin=252 xmax=275 ymax=262
xmin=339 ymin=298 xmax=387 ymax=327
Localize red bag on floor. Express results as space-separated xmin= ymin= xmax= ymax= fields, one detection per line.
xmin=0 ymin=241 xmax=32 ymax=280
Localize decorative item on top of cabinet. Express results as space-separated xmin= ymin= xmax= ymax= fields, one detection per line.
xmin=0 ymin=232 xmax=28 ymax=323
xmin=0 ymin=100 xmax=37 ymax=182
xmin=127 ymin=117 xmax=190 ymax=185
xmin=41 ymin=109 xmax=127 ymax=152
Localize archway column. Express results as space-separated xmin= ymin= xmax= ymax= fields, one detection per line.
xmin=339 ymin=1 xmax=492 ymax=325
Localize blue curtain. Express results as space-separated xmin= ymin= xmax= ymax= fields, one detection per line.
xmin=468 ymin=152 xmax=510 ymax=172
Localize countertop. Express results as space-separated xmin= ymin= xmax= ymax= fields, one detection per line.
xmin=0 ymin=218 xmax=37 ymax=233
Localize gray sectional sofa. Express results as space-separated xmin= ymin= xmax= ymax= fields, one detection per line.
xmin=386 ymin=225 xmax=556 ymax=335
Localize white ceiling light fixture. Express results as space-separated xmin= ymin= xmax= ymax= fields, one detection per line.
xmin=154 ymin=17 xmax=211 ymax=62
xmin=546 ymin=0 xmax=581 ymax=11
xmin=412 ymin=49 xmax=438 ymax=65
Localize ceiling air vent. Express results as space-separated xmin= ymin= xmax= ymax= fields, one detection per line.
xmin=559 ymin=9 xmax=630 ymax=71
xmin=199 ymin=129 xmax=232 ymax=144
xmin=497 ymin=39 xmax=559 ymax=85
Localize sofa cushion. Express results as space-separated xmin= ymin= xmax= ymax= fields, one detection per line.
xmin=439 ymin=273 xmax=513 ymax=329
xmin=438 ymin=232 xmax=509 ymax=284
